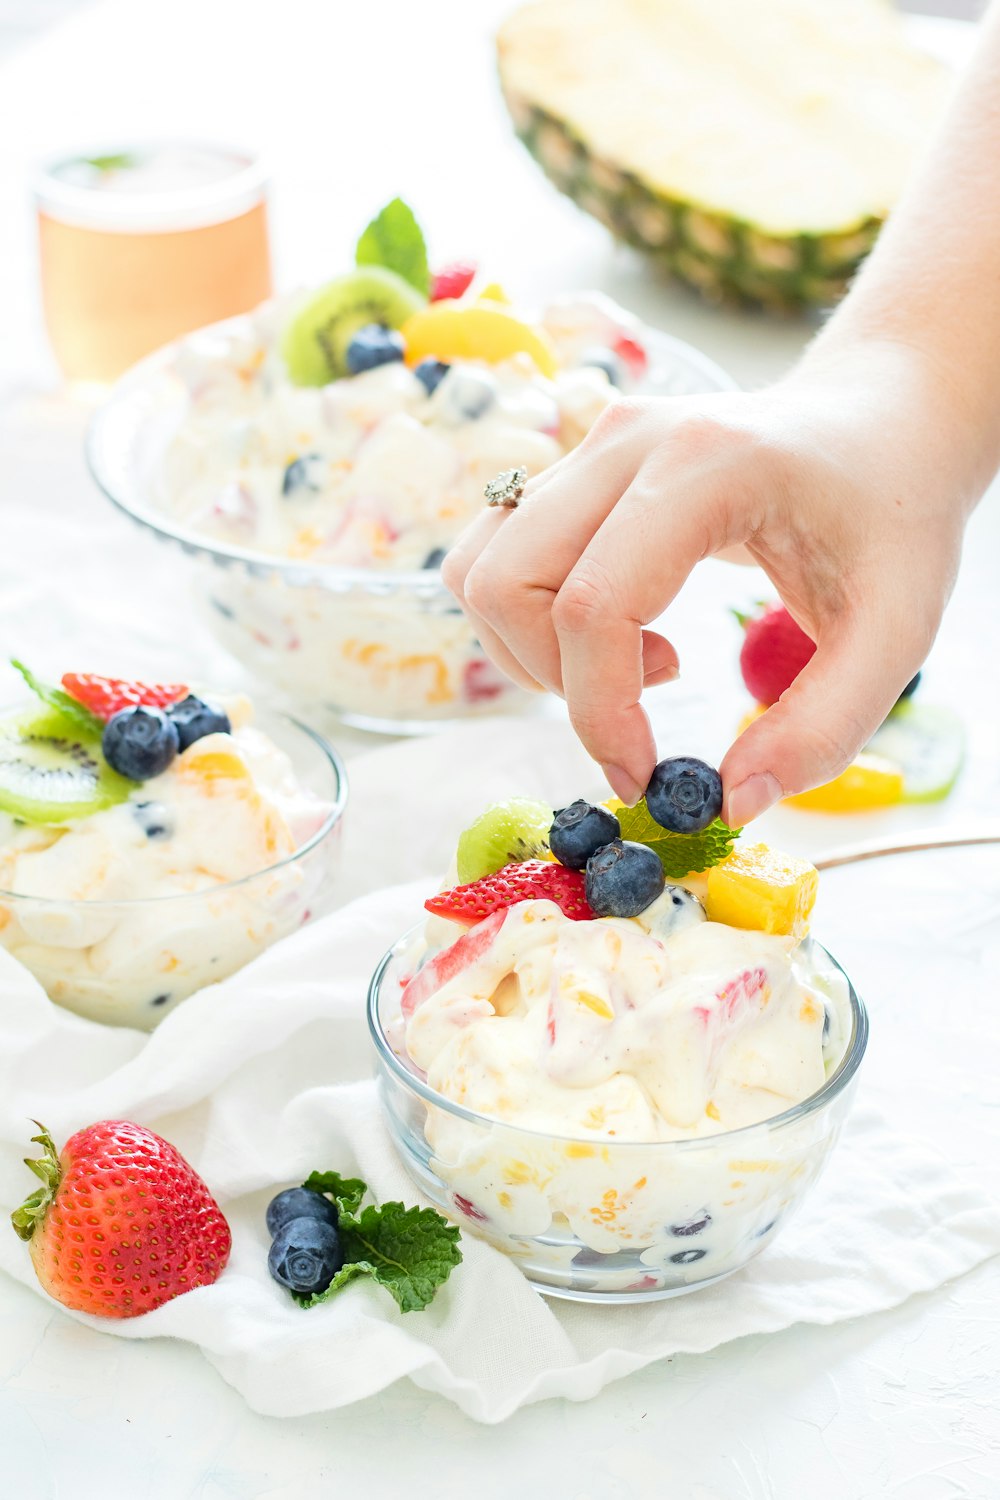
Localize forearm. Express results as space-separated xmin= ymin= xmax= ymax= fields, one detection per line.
xmin=801 ymin=0 xmax=1000 ymax=502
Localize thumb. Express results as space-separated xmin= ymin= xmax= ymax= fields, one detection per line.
xmin=719 ymin=620 xmax=919 ymax=826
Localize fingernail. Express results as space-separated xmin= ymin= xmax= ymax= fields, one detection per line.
xmin=725 ymin=772 xmax=782 ymax=828
xmin=603 ymin=765 xmax=645 ymax=806
xmin=643 ymin=664 xmax=680 ymax=688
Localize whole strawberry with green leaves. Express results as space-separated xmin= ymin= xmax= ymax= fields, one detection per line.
xmin=11 ymin=1120 xmax=231 ymax=1318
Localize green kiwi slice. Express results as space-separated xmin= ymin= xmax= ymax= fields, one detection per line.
xmin=456 ymin=798 xmax=554 ymax=885
xmin=0 ymin=706 xmax=133 ymax=824
xmin=868 ymin=701 xmax=965 ymax=804
xmin=280 ymin=266 xmax=426 ymax=386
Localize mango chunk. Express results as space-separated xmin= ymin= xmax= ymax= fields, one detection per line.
xmin=705 ymin=842 xmax=818 ymax=939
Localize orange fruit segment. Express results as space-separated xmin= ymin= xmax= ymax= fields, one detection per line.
xmin=786 ymin=754 xmax=904 ymax=812
xmin=400 ymin=301 xmax=558 ymax=376
xmin=706 ymin=843 xmax=818 ymax=939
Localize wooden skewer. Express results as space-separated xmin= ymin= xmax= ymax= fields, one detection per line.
xmin=813 ymin=822 xmax=1000 ymax=872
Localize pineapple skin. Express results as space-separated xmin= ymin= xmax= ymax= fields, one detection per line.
xmin=502 ymin=86 xmax=880 ymax=312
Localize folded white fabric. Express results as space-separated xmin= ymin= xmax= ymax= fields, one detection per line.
xmin=1 ymin=859 xmax=998 ymax=1424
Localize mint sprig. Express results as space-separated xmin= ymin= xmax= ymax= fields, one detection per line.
xmin=292 ymin=1171 xmax=461 ymax=1314
xmin=10 ymin=660 xmax=105 ymax=740
xmin=355 ymin=198 xmax=430 ymax=298
xmin=617 ymin=801 xmax=740 ymax=879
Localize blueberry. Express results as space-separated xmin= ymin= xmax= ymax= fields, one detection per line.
xmin=422 ymin=547 xmax=447 ymax=570
xmin=669 ymin=1247 xmax=708 ymax=1266
xmin=102 ymin=707 xmax=179 ymax=781
xmin=443 ymin=368 xmax=496 ymax=420
xmin=549 ymin=800 xmax=621 ymax=870
xmin=414 ymin=357 xmax=450 ymax=396
xmin=132 ymin=800 xmax=173 ymax=840
xmin=585 ymin=839 xmax=665 ymax=918
xmin=579 ymin=346 xmax=624 ymax=387
xmin=268 ymin=1216 xmax=344 ymax=1295
xmin=822 ymin=1006 xmax=832 ymax=1040
xmin=640 ymin=884 xmax=706 ymax=941
xmin=645 ymin=756 xmax=723 ymax=834
xmin=754 ymin=1219 xmax=778 ymax=1239
xmin=345 ymin=323 xmax=405 ymax=376
xmin=670 ymin=1211 xmax=712 ymax=1238
xmin=150 ymin=993 xmax=171 ymax=1008
xmin=265 ymin=1186 xmax=339 ymax=1238
xmin=167 ymin=695 xmax=232 ymax=751
xmin=896 ymin=671 xmax=921 ymax=703
xmin=281 ymin=453 xmax=321 ymax=496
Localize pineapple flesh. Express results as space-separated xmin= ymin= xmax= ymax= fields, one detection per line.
xmin=497 ymin=0 xmax=951 ymax=310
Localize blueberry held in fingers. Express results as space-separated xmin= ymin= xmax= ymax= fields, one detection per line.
xmin=646 ymin=756 xmax=723 ymax=834
xmin=585 ymin=839 xmax=664 ymax=917
xmin=549 ymin=799 xmax=620 ymax=869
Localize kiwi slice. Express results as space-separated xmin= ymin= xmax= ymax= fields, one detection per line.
xmin=456 ymin=798 xmax=554 ymax=885
xmin=0 ymin=706 xmax=133 ymax=824
xmin=868 ymin=701 xmax=965 ymax=804
xmin=281 ymin=267 xmax=425 ymax=386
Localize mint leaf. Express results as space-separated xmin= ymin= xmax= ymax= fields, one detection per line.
xmin=302 ymin=1170 xmax=366 ymax=1220
xmin=306 ymin=1202 xmax=462 ymax=1313
xmin=618 ymin=802 xmax=740 ymax=878
xmin=355 ymin=198 xmax=430 ymax=297
xmin=10 ymin=660 xmax=105 ymax=740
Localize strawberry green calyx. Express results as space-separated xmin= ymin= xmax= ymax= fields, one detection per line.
xmin=10 ymin=1124 xmax=61 ymax=1242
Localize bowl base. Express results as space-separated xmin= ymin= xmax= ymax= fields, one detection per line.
xmin=530 ymin=1263 xmax=743 ymax=1304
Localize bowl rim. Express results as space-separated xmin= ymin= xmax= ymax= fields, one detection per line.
xmin=0 ymin=705 xmax=348 ymax=908
xmin=84 ymin=305 xmax=740 ymax=596
xmin=367 ymin=924 xmax=868 ymax=1150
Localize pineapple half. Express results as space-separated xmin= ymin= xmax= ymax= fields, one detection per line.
xmin=497 ymin=0 xmax=951 ymax=310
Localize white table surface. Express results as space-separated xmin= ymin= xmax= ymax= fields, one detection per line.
xmin=2 ymin=4 xmax=999 ymax=1497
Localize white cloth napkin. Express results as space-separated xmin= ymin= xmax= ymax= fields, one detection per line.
xmin=0 ymin=719 xmax=998 ymax=1424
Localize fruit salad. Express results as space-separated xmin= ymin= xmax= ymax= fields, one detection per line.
xmin=0 ymin=666 xmax=342 ymax=1028
xmin=373 ymin=762 xmax=861 ymax=1297
xmin=735 ymin=602 xmax=965 ymax=812
xmin=152 ymin=200 xmax=650 ymax=728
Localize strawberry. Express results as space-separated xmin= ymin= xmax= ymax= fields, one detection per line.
xmin=426 ymin=859 xmax=594 ymax=924
xmin=612 ymin=332 xmax=648 ymax=378
xmin=463 ymin=658 xmax=507 ymax=703
xmin=62 ymin=673 xmax=188 ymax=722
xmin=10 ymin=1120 xmax=231 ymax=1319
xmin=737 ymin=603 xmax=816 ymax=706
xmin=430 ymin=260 xmax=477 ymax=302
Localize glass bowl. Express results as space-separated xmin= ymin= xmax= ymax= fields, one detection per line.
xmin=368 ymin=927 xmax=868 ymax=1303
xmin=85 ymin=311 xmax=738 ymax=735
xmin=0 ymin=709 xmax=347 ymax=1031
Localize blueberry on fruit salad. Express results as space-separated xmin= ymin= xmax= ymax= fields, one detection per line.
xmin=584 ymin=839 xmax=665 ymax=918
xmin=167 ymin=694 xmax=232 ymax=751
xmin=102 ymin=707 xmax=180 ymax=780
xmin=345 ymin=323 xmax=406 ymax=375
xmin=645 ymin=756 xmax=724 ymax=835
xmin=549 ymin=799 xmax=620 ymax=869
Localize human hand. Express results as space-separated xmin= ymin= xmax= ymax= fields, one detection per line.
xmin=443 ymin=345 xmax=974 ymax=824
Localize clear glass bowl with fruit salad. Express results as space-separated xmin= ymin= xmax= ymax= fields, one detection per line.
xmin=367 ymin=769 xmax=868 ymax=1302
xmin=0 ymin=665 xmax=346 ymax=1030
xmin=85 ymin=200 xmax=737 ymax=734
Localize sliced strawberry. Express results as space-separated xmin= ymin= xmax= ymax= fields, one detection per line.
xmin=430 ymin=260 xmax=477 ymax=302
xmin=401 ymin=908 xmax=508 ymax=1016
xmin=62 ymin=673 xmax=189 ymax=721
xmin=613 ymin=332 xmax=648 ymax=378
xmin=463 ymin=658 xmax=507 ymax=703
xmin=426 ymin=859 xmax=594 ymax=926
xmin=737 ymin=603 xmax=815 ymax=706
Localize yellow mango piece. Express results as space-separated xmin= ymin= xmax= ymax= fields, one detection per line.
xmin=400 ymin=301 xmax=558 ymax=376
xmin=706 ymin=842 xmax=818 ymax=939
xmin=477 ymin=281 xmax=511 ymax=304
xmin=177 ymin=733 xmax=252 ymax=785
xmin=787 ymin=754 xmax=904 ymax=812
